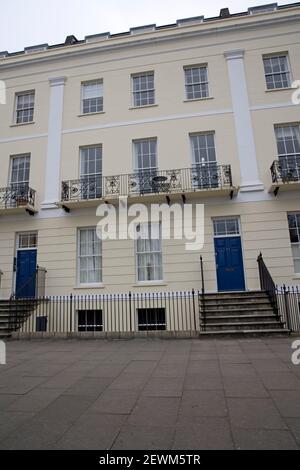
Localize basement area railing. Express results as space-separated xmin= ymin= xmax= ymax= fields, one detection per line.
xmin=8 ymin=290 xmax=201 ymax=335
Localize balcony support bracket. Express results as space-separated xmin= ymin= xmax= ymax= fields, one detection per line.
xmin=25 ymin=208 xmax=35 ymax=217
xmin=181 ymin=194 xmax=186 ymax=205
xmin=274 ymin=186 xmax=280 ymax=197
xmin=62 ymin=205 xmax=71 ymax=213
xmin=166 ymin=195 xmax=171 ymax=206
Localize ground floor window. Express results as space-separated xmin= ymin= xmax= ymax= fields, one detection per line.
xmin=288 ymin=213 xmax=300 ymax=274
xmin=78 ymin=228 xmax=102 ymax=284
xmin=137 ymin=308 xmax=166 ymax=331
xmin=78 ymin=309 xmax=103 ymax=332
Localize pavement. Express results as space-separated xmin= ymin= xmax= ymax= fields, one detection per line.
xmin=0 ymin=337 xmax=300 ymax=450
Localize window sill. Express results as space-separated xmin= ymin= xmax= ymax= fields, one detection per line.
xmin=133 ymin=282 xmax=167 ymax=287
xmin=129 ymin=104 xmax=158 ymax=110
xmin=265 ymin=87 xmax=294 ymax=93
xmin=10 ymin=121 xmax=35 ymax=127
xmin=78 ymin=111 xmax=105 ymax=117
xmin=75 ymin=284 xmax=105 ymax=289
xmin=183 ymin=97 xmax=214 ymax=102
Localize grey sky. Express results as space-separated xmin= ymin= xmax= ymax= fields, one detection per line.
xmin=0 ymin=0 xmax=296 ymax=53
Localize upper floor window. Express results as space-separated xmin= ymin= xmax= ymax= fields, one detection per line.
xmin=263 ymin=54 xmax=291 ymax=90
xmin=78 ymin=228 xmax=102 ymax=284
xmin=136 ymin=222 xmax=163 ymax=282
xmin=184 ymin=65 xmax=209 ymax=100
xmin=190 ymin=133 xmax=217 ymax=188
xmin=275 ymin=125 xmax=300 ymax=179
xmin=10 ymin=154 xmax=30 ymax=186
xmin=134 ymin=138 xmax=157 ymax=172
xmin=80 ymin=146 xmax=102 ymax=199
xmin=288 ymin=213 xmax=300 ymax=274
xmin=15 ymin=92 xmax=35 ymax=124
xmin=132 ymin=72 xmax=155 ymax=107
xmin=81 ymin=81 xmax=103 ymax=114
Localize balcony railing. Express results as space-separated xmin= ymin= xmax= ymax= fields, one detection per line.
xmin=271 ymin=157 xmax=300 ymax=184
xmin=61 ymin=165 xmax=233 ymax=203
xmin=0 ymin=184 xmax=36 ymax=211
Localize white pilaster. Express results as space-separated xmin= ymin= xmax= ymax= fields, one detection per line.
xmin=224 ymin=50 xmax=264 ymax=192
xmin=42 ymin=77 xmax=66 ymax=209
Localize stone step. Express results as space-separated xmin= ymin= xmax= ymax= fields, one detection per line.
xmin=199 ymin=328 xmax=290 ymax=337
xmin=202 ymin=321 xmax=284 ymax=331
xmin=201 ymin=308 xmax=275 ymax=316
xmin=203 ymin=314 xmax=280 ymax=323
xmin=202 ymin=291 xmax=268 ymax=299
xmin=201 ymin=300 xmax=271 ymax=308
xmin=201 ymin=297 xmax=270 ymax=305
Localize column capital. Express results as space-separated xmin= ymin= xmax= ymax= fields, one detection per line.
xmin=49 ymin=76 xmax=67 ymax=87
xmin=224 ymin=49 xmax=245 ymax=60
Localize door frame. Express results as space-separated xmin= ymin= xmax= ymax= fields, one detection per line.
xmin=212 ymin=216 xmax=247 ymax=292
xmin=13 ymin=231 xmax=38 ymax=296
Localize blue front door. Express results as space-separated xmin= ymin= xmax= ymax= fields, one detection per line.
xmin=16 ymin=249 xmax=37 ymax=298
xmin=214 ymin=236 xmax=245 ymax=292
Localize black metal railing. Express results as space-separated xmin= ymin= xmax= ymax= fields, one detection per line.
xmin=199 ymin=256 xmax=206 ymax=331
xmin=8 ymin=290 xmax=200 ymax=335
xmin=271 ymin=157 xmax=300 ymax=184
xmin=276 ymin=285 xmax=300 ymax=332
xmin=10 ymin=266 xmax=47 ymax=300
xmin=0 ymin=184 xmax=36 ymax=210
xmin=257 ymin=253 xmax=278 ymax=314
xmin=61 ymin=165 xmax=233 ymax=202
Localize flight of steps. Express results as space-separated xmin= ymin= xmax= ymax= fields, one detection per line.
xmin=0 ymin=299 xmax=39 ymax=339
xmin=199 ymin=291 xmax=289 ymax=336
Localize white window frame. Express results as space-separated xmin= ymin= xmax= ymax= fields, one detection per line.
xmin=131 ymin=72 xmax=155 ymax=108
xmin=77 ymin=228 xmax=102 ymax=286
xmin=17 ymin=232 xmax=38 ymax=251
xmin=133 ymin=138 xmax=158 ymax=172
xmin=263 ymin=53 xmax=292 ymax=90
xmin=81 ymin=80 xmax=103 ymax=114
xmin=213 ymin=217 xmax=241 ymax=238
xmin=14 ymin=91 xmax=35 ymax=124
xmin=184 ymin=64 xmax=209 ymax=100
xmin=275 ymin=124 xmax=300 ymax=179
xmin=9 ymin=154 xmax=31 ymax=186
xmin=135 ymin=222 xmax=163 ymax=283
xmin=288 ymin=213 xmax=300 ymax=275
xmin=79 ymin=145 xmax=103 ymax=199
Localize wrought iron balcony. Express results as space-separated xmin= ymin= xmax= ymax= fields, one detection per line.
xmin=270 ymin=157 xmax=300 ymax=195
xmin=61 ymin=164 xmax=233 ymax=205
xmin=271 ymin=157 xmax=300 ymax=184
xmin=0 ymin=184 xmax=36 ymax=214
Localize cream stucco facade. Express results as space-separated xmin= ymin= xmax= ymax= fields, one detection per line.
xmin=0 ymin=3 xmax=300 ymax=299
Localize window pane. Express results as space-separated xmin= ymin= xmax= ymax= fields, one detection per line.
xmin=79 ymin=228 xmax=102 ymax=284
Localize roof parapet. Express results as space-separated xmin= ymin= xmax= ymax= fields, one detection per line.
xmin=24 ymin=44 xmax=49 ymax=54
xmin=130 ymin=24 xmax=156 ymax=35
xmin=248 ymin=3 xmax=278 ymax=14
xmin=176 ymin=16 xmax=204 ymax=27
xmin=85 ymin=32 xmax=110 ymax=43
